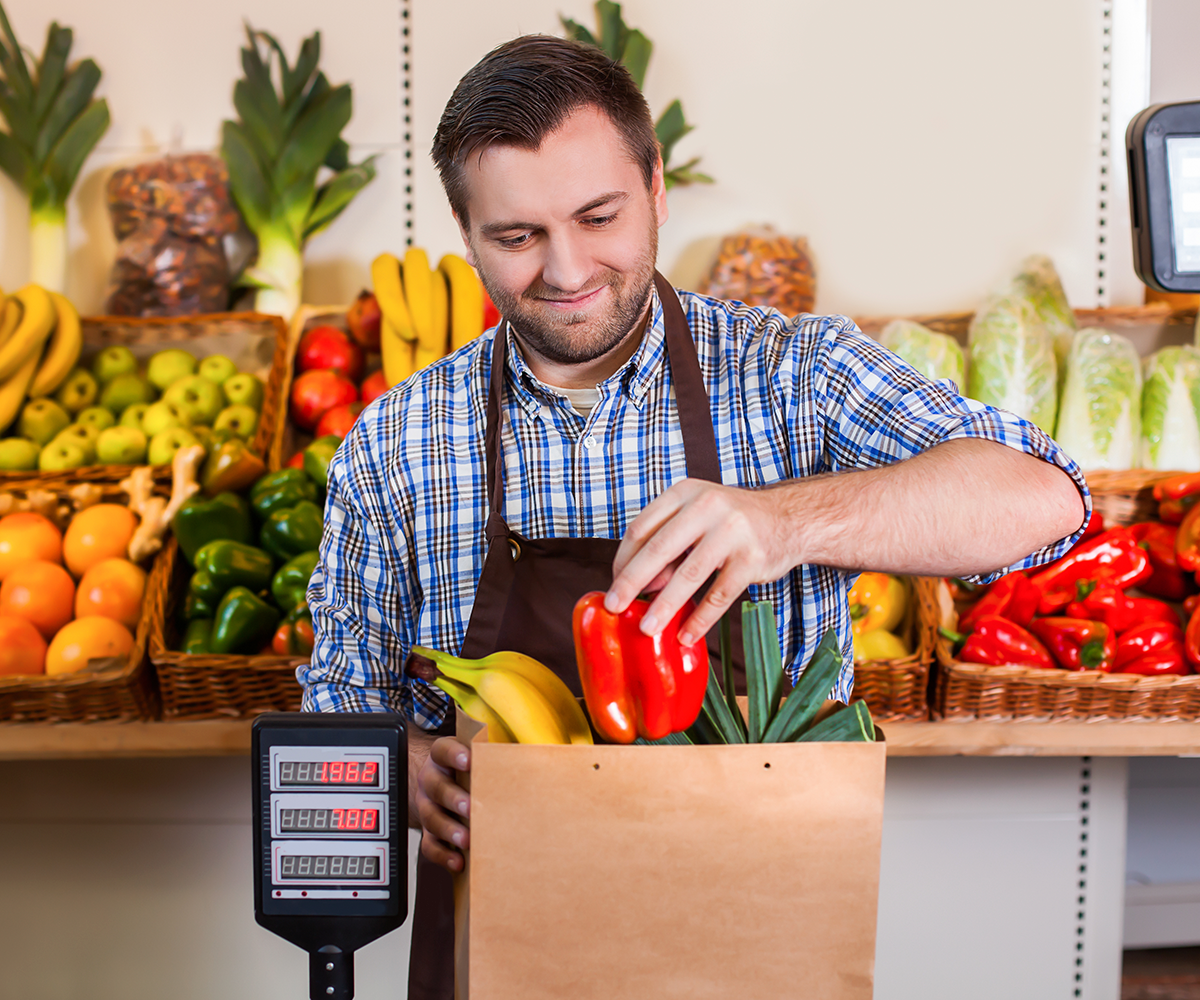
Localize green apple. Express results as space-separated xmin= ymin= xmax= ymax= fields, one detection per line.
xmin=222 ymin=372 xmax=264 ymax=411
xmin=100 ymin=372 xmax=156 ymax=415
xmin=96 ymin=426 xmax=148 ymax=465
xmin=163 ymin=374 xmax=224 ymax=426
xmin=141 ymin=400 xmax=191 ymax=437
xmin=91 ymin=346 xmax=138 ymax=385
xmin=51 ymin=424 xmax=99 ymax=465
xmin=17 ymin=398 xmax=71 ymax=445
xmin=38 ymin=439 xmax=87 ymax=472
xmin=54 ymin=368 xmax=99 ymax=416
xmin=120 ymin=403 xmax=150 ymax=429
xmin=197 ymin=354 xmax=238 ymax=385
xmin=147 ymin=349 xmax=197 ymax=392
xmin=189 ymin=425 xmax=213 ymax=452
xmin=76 ymin=406 xmax=116 ymax=433
xmin=213 ymin=404 xmax=259 ymax=441
xmin=148 ymin=427 xmax=199 ymax=467
xmin=0 ymin=438 xmax=40 ymax=471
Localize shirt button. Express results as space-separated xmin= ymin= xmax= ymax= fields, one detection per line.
xmin=584 ymin=435 xmax=598 ymax=450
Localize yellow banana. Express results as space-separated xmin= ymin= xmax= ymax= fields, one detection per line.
xmin=0 ymin=296 xmax=23 ymax=351
xmin=434 ymin=675 xmax=516 ymax=743
xmin=381 ymin=317 xmax=417 ymax=387
xmin=0 ymin=348 xmax=42 ymax=436
xmin=370 ymin=252 xmax=416 ymax=342
xmin=29 ymin=290 xmax=82 ymax=398
xmin=413 ymin=646 xmax=593 ymax=745
xmin=0 ymin=284 xmax=55 ymax=383
xmin=402 ymin=248 xmax=438 ymax=353
xmin=439 ymin=254 xmax=485 ymax=352
xmin=473 ymin=669 xmax=570 ymax=745
xmin=430 ymin=268 xmax=449 ymax=357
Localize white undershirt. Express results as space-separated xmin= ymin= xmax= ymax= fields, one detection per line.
xmin=547 ymin=384 xmax=602 ymax=418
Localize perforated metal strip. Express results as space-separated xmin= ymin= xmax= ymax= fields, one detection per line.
xmin=1074 ymin=757 xmax=1092 ymax=998
xmin=401 ymin=0 xmax=414 ymax=247
xmin=1096 ymin=1 xmax=1114 ymax=306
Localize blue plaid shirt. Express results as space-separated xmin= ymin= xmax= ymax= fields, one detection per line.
xmin=299 ymin=285 xmax=1091 ymax=729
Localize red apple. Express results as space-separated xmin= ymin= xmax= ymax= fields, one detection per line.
xmin=298 ymin=324 xmax=364 ymax=381
xmin=315 ymin=401 xmax=365 ymax=439
xmin=346 ymin=290 xmax=382 ymax=351
xmin=360 ymin=369 xmax=388 ymax=407
xmin=482 ymin=288 xmax=501 ymax=330
xmin=290 ymin=369 xmax=359 ymax=431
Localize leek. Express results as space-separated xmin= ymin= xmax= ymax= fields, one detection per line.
xmin=221 ymin=26 xmax=377 ymax=320
xmin=0 ymin=3 xmax=110 ymax=292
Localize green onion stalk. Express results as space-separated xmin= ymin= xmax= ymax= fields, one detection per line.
xmin=222 ymin=26 xmax=377 ymax=320
xmin=0 ymin=3 xmax=110 ymax=293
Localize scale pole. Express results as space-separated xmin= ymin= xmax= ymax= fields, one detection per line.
xmin=310 ymin=945 xmax=354 ymax=1000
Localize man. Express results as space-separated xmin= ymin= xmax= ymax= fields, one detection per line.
xmin=300 ymin=34 xmax=1088 ymax=997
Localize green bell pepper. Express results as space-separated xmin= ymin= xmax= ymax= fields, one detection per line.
xmin=182 ymin=618 xmax=213 ymax=654
xmin=202 ymin=438 xmax=266 ymax=497
xmin=250 ymin=469 xmax=319 ymax=521
xmin=190 ymin=541 xmax=274 ymax=605
xmin=260 ymin=501 xmax=323 ymax=563
xmin=272 ymin=550 xmax=320 ymax=613
xmin=304 ymin=435 xmax=342 ymax=489
xmin=172 ymin=492 xmax=253 ymax=565
xmin=181 ymin=590 xmax=216 ymax=622
xmin=210 ymin=586 xmax=280 ymax=655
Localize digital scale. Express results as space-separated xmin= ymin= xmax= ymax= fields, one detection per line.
xmin=252 ymin=713 xmax=409 ymax=1000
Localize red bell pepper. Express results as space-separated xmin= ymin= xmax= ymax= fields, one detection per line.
xmin=1186 ymin=595 xmax=1200 ymax=617
xmin=941 ymin=614 xmax=1055 ymax=670
xmin=1064 ymin=583 xmax=1179 ymax=634
xmin=1154 ymin=473 xmax=1200 ymax=501
xmin=1176 ymin=504 xmax=1200 ymax=572
xmin=1120 ymin=643 xmax=1189 ymax=676
xmin=1028 ymin=617 xmax=1117 ymax=671
xmin=959 ymin=572 xmax=1042 ymax=630
xmin=1081 ymin=511 xmax=1106 ymax=540
xmin=1186 ymin=605 xmax=1200 ymax=670
xmin=1029 ymin=528 xmax=1152 ymax=614
xmin=1114 ymin=621 xmax=1186 ymax=673
xmin=572 ymin=592 xmax=709 ymax=744
xmin=1128 ymin=522 xmax=1192 ymax=600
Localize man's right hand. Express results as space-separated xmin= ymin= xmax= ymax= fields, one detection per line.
xmin=415 ymin=735 xmax=472 ymax=872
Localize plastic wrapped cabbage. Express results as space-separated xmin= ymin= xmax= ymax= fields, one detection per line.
xmin=879 ymin=319 xmax=966 ymax=388
xmin=1008 ymin=254 xmax=1077 ymax=379
xmin=1053 ymin=328 xmax=1141 ymax=470
xmin=967 ymin=294 xmax=1058 ymax=433
xmin=1141 ymin=346 xmax=1200 ymax=471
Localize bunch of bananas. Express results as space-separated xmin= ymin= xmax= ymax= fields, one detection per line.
xmin=0 ymin=283 xmax=81 ymax=436
xmin=411 ymin=646 xmax=594 ymax=745
xmin=370 ymin=249 xmax=485 ymax=387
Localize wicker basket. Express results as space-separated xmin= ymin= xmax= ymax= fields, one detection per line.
xmin=851 ymin=575 xmax=936 ymax=721
xmin=147 ymin=535 xmax=306 ymax=718
xmin=0 ymin=481 xmax=162 ymax=722
xmin=0 ymin=311 xmax=290 ymax=487
xmin=933 ymin=469 xmax=1200 ymax=721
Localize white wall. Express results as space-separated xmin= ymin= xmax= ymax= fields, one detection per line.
xmin=0 ymin=0 xmax=1146 ymax=318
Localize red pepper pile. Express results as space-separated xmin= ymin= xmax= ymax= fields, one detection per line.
xmin=946 ymin=493 xmax=1200 ymax=676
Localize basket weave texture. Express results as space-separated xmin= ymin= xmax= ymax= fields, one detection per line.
xmin=0 ymin=311 xmax=289 ymax=487
xmin=148 ymin=535 xmax=305 ymax=718
xmin=934 ymin=470 xmax=1200 ymax=721
xmin=0 ymin=481 xmax=161 ymax=721
xmin=850 ymin=576 xmax=936 ymax=721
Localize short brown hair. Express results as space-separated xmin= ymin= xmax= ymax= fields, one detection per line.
xmin=431 ymin=35 xmax=659 ymax=226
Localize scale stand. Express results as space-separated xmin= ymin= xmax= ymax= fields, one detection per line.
xmin=252 ymin=712 xmax=409 ymax=999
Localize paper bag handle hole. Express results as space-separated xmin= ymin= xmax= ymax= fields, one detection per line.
xmin=764 ymin=763 xmax=771 ymax=769
xmin=593 ymin=763 xmax=600 ymax=770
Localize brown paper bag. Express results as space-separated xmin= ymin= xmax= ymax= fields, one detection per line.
xmin=454 ymin=712 xmax=886 ymax=1000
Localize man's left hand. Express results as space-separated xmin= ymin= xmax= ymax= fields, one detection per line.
xmin=606 ymin=478 xmax=798 ymax=644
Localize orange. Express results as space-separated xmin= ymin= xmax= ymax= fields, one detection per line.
xmin=45 ymin=616 xmax=135 ymax=676
xmin=0 ymin=511 xmax=62 ymax=579
xmin=62 ymin=504 xmax=138 ymax=578
xmin=0 ymin=615 xmax=46 ymax=675
xmin=75 ymin=558 xmax=147 ymax=629
xmin=0 ymin=560 xmax=75 ymax=639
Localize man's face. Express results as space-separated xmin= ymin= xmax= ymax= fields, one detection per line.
xmin=456 ymin=106 xmax=668 ymax=369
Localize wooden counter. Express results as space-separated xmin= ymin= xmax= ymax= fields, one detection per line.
xmin=0 ymin=718 xmax=1197 ymax=760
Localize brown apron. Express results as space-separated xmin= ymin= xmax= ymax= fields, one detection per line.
xmin=407 ymin=272 xmax=748 ymax=999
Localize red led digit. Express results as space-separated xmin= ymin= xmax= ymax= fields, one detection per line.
xmin=331 ymin=808 xmax=343 ymax=829
xmin=346 ymin=810 xmax=360 ymax=830
xmin=363 ymin=810 xmax=377 ymax=831
xmin=317 ymin=761 xmax=328 ymax=784
xmin=362 ymin=762 xmax=377 ymax=784
xmin=330 ymin=761 xmax=344 ymax=783
xmin=346 ymin=761 xmax=360 ymax=783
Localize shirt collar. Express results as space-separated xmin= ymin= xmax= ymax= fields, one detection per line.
xmin=500 ymin=283 xmax=671 ymax=416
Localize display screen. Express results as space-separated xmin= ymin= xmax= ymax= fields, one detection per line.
xmin=277 ymin=759 xmax=380 ymax=786
xmin=1167 ymin=135 xmax=1200 ymax=273
xmin=278 ymin=854 xmax=380 ymax=880
xmin=279 ymin=808 xmax=380 ymax=833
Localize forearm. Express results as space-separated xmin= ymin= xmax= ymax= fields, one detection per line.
xmin=780 ymin=438 xmax=1085 ymax=577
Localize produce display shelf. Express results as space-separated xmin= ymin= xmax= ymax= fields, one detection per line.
xmin=0 ymin=719 xmax=1198 ymax=761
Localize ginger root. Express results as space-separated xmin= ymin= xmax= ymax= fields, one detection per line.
xmin=121 ymin=445 xmax=205 ymax=564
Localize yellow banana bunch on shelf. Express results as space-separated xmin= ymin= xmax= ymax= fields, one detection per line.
xmin=0 ymin=283 xmax=81 ymax=436
xmin=410 ymin=645 xmax=594 ymax=745
xmin=370 ymin=248 xmax=489 ymax=388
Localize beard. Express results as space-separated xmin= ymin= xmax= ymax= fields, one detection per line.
xmin=473 ymin=219 xmax=658 ymax=367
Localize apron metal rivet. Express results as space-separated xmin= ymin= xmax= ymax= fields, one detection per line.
xmin=508 ymin=539 xmax=522 ymax=561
